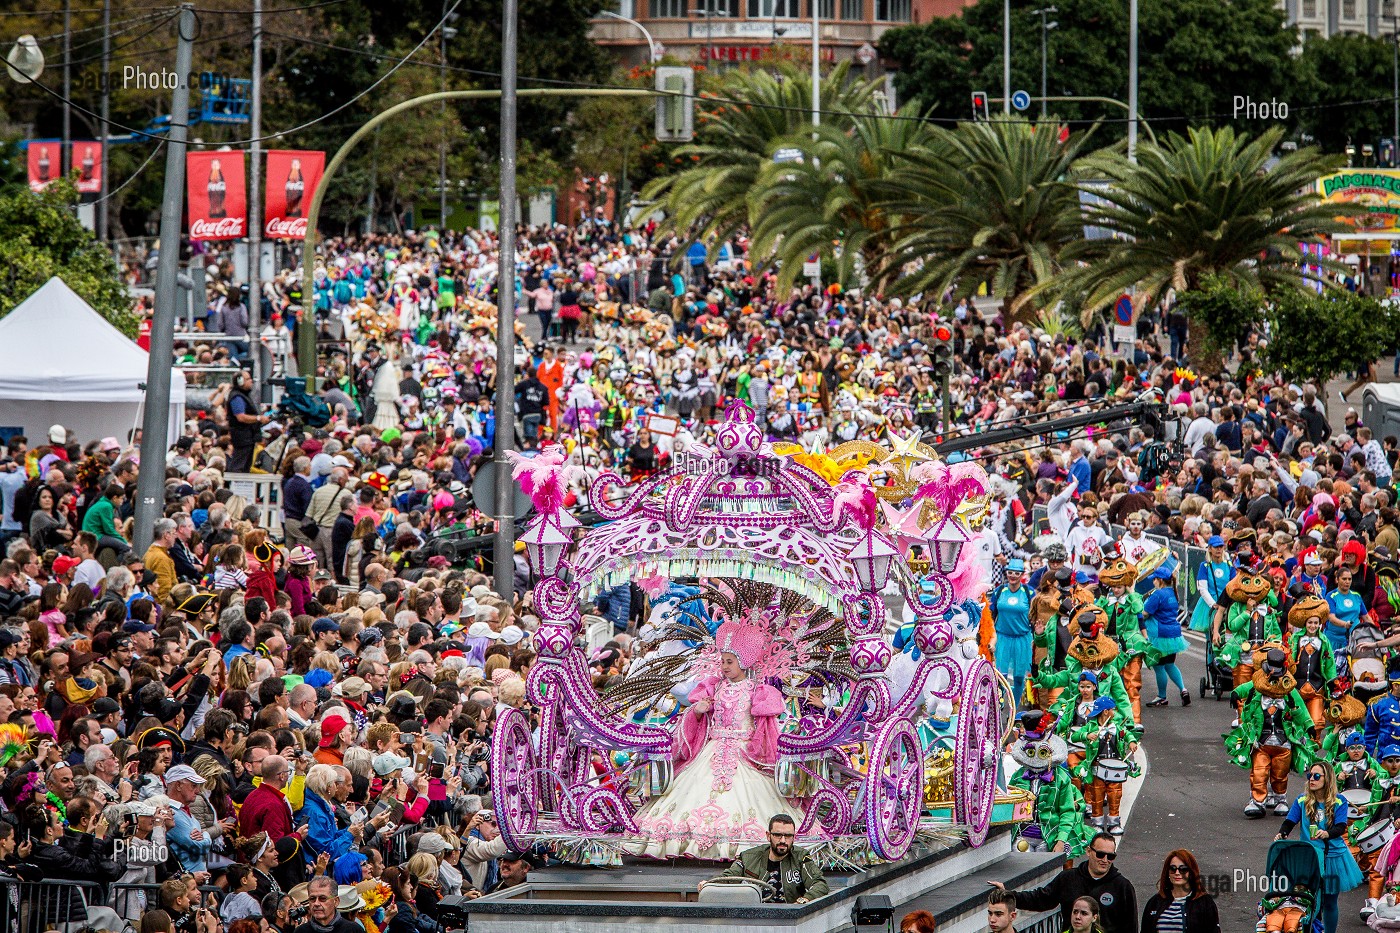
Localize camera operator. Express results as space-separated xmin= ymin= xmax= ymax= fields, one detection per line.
xmin=113 ymin=799 xmax=175 ymax=922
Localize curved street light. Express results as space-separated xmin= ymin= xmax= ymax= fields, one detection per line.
xmin=599 ymin=10 xmax=661 ymax=63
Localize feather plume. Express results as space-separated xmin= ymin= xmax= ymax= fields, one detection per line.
xmin=946 ymin=546 xmax=991 ymax=602
xmin=505 ymin=444 xmax=578 ymax=516
xmin=833 ymin=477 xmax=878 ymax=531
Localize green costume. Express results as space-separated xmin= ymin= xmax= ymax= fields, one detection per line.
xmin=1096 ymin=592 xmax=1153 ymax=662
xmin=1069 ymin=719 xmax=1142 ymax=785
xmin=1039 ymin=664 xmax=1137 ymax=737
xmin=1217 ymin=601 xmax=1281 ymax=669
xmin=1009 ymin=764 xmax=1095 ymax=857
xmin=1222 ymin=682 xmax=1318 ymax=773
xmin=1286 ymin=629 xmax=1337 ymax=688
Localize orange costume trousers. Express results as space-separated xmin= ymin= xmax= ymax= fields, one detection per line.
xmin=1234 ymin=663 xmax=1255 ymax=690
xmin=1298 ymin=683 xmax=1325 ymax=732
xmin=1265 ymin=906 xmax=1305 ymax=932
xmin=1121 ymin=657 xmax=1143 ymax=725
xmin=1084 ymin=778 xmax=1124 ymax=818
xmin=1250 ymin=746 xmax=1292 ymax=802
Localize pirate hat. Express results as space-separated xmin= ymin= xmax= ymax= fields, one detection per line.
xmin=176 ymin=592 xmax=217 ymax=615
xmin=137 ymin=725 xmax=186 ymax=756
xmin=250 ymin=541 xmax=281 ymax=566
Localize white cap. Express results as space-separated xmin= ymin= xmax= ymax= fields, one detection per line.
xmin=165 ymin=764 xmax=206 ymax=785
xmin=48 ymin=424 xmax=65 ymax=445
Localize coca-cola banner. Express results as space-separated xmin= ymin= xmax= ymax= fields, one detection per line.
xmin=186 ymin=150 xmax=247 ymax=240
xmin=73 ymin=141 xmax=102 ymax=193
xmin=264 ymin=150 xmax=323 ymax=239
xmin=27 ymin=141 xmax=60 ymax=192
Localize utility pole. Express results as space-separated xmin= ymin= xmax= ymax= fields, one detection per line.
xmin=248 ymin=0 xmax=263 ymax=397
xmin=1127 ymin=0 xmax=1138 ymax=162
xmin=439 ymin=0 xmax=448 ymax=230
xmin=1032 ymin=6 xmax=1056 ymax=119
xmin=811 ymin=0 xmax=819 ymax=129
xmin=1002 ymin=0 xmax=1010 ymax=115
xmin=98 ymin=0 xmax=109 ymax=239
xmin=134 ymin=4 xmax=196 ymax=555
xmin=63 ymin=0 xmax=71 ymax=177
xmin=493 ymin=0 xmax=519 ymax=599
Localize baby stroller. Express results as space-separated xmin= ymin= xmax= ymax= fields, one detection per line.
xmin=1256 ymin=840 xmax=1323 ymax=933
xmin=1200 ymin=633 xmax=1233 ymax=702
xmin=1349 ymin=619 xmax=1389 ymax=703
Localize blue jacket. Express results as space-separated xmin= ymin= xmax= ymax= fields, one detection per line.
xmin=283 ymin=474 xmax=314 ymax=521
xmin=1366 ymin=693 xmax=1400 ymax=757
xmin=300 ymin=788 xmax=355 ymax=863
xmin=169 ymin=805 xmax=212 ymax=872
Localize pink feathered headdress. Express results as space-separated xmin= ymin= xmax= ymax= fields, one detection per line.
xmin=714 ymin=618 xmax=769 ymax=669
xmin=506 ymin=444 xmax=578 ymax=516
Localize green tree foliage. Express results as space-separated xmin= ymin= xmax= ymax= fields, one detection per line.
xmin=640 ymin=61 xmax=881 ymax=256
xmin=1057 ymin=126 xmax=1352 ymax=335
xmin=1294 ymin=32 xmax=1396 ymax=155
xmin=1262 ymin=288 xmax=1400 ymax=384
xmin=879 ymin=117 xmax=1090 ymax=317
xmin=0 ymin=0 xmax=610 ymax=236
xmin=746 ymin=111 xmax=940 ymax=293
xmin=879 ymin=0 xmax=1298 ymax=141
xmin=0 ymin=181 xmax=137 ymax=336
xmin=1171 ymin=275 xmax=1263 ymax=366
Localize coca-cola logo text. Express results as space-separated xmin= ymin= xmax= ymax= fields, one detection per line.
xmin=191 ymin=217 xmax=247 ymax=238
xmin=265 ymin=216 xmax=308 ymax=238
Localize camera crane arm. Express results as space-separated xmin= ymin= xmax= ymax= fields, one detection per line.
xmin=926 ymin=393 xmax=1172 ymax=456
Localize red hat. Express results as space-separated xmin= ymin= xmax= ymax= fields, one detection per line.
xmin=318 ymin=714 xmax=349 ymax=747
xmin=52 ymin=555 xmax=81 ymax=576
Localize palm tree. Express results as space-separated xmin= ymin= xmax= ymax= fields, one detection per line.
xmin=640 ymin=61 xmax=881 ymax=260
xmin=879 ymin=117 xmax=1091 ymax=320
xmin=746 ymin=111 xmax=942 ymax=294
xmin=1059 ymin=125 xmax=1353 ymax=367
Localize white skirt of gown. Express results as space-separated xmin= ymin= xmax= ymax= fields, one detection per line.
xmin=630 ymin=740 xmax=804 ymax=860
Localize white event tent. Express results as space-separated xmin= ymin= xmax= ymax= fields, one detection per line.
xmin=0 ymin=277 xmax=185 ymax=448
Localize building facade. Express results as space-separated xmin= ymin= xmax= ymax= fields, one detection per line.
xmin=1285 ymin=0 xmax=1400 ymax=36
xmin=590 ymin=0 xmax=968 ymax=67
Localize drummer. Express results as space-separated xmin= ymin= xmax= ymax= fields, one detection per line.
xmin=1070 ymin=695 xmax=1139 ymax=835
xmin=1056 ymin=671 xmax=1103 ymax=787
xmin=1354 ymin=745 xmax=1400 ymax=920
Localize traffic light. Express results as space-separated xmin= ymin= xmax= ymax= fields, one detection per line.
xmin=970 ymin=90 xmax=989 ymax=122
xmin=931 ymin=321 xmax=954 ymax=377
xmin=655 ymin=66 xmax=694 ymax=143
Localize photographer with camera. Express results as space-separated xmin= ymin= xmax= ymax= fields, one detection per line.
xmin=113 ymin=799 xmax=175 ymax=922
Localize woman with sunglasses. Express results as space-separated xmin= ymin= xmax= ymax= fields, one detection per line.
xmin=1274 ymin=760 xmax=1363 ymax=932
xmin=1140 ymin=849 xmax=1220 ymax=933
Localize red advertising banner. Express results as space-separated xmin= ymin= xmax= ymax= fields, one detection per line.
xmin=73 ymin=141 xmax=102 ymax=193
xmin=263 ymin=150 xmax=324 ymax=239
xmin=27 ymin=141 xmax=59 ymax=192
xmin=186 ymin=150 xmax=247 ymax=240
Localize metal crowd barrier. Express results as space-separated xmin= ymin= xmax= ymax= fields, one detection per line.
xmin=1029 ymin=505 xmax=1205 ymax=612
xmin=0 ymin=879 xmax=227 ymax=933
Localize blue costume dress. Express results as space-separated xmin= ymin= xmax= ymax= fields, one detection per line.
xmin=1142 ymin=585 xmax=1187 ymax=658
xmin=1191 ymin=559 xmax=1233 ymax=632
xmin=1284 ymin=793 xmax=1362 ymax=933
xmin=992 ymin=583 xmax=1033 ymax=706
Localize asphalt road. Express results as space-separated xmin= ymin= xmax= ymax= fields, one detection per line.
xmin=1116 ymin=633 xmax=1371 ymax=932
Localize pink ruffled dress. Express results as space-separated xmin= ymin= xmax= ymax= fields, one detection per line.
xmin=632 ymin=675 xmax=798 ymax=859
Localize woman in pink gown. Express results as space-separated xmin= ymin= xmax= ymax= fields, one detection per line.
xmin=633 ymin=619 xmax=798 ymax=859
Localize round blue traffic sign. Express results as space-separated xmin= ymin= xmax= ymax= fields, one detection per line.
xmin=1011 ymin=90 xmax=1031 ymax=111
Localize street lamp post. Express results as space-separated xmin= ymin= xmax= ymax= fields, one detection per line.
xmin=811 ymin=0 xmax=820 ymax=128
xmin=1032 ymin=7 xmax=1057 ymax=119
xmin=600 ymin=9 xmax=661 ymax=62
xmin=1127 ymin=0 xmax=1138 ymax=162
xmin=695 ymin=5 xmax=728 ymax=68
xmin=1002 ymin=0 xmax=1010 ymax=115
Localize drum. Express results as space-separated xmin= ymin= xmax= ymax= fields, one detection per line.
xmin=1359 ymin=818 xmax=1395 ymax=854
xmin=1093 ymin=757 xmax=1131 ymax=783
xmin=1342 ymin=789 xmax=1372 ymax=820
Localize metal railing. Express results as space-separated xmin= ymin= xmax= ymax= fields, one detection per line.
xmin=0 ymin=879 xmax=226 ymax=933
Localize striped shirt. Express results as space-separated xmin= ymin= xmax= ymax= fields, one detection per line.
xmin=1155 ymin=897 xmax=1187 ymax=933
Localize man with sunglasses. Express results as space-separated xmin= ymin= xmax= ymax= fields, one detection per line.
xmin=990 ymin=832 xmax=1138 ymax=932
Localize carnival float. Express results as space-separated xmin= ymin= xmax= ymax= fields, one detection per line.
xmin=493 ymin=402 xmax=1025 ymax=867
